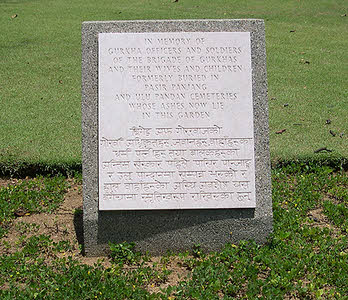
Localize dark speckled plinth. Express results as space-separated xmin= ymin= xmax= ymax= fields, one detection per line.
xmin=82 ymin=19 xmax=272 ymax=256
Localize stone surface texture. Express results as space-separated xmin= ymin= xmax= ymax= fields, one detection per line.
xmin=82 ymin=19 xmax=272 ymax=256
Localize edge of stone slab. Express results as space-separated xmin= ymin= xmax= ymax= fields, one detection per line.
xmin=81 ymin=18 xmax=270 ymax=257
xmin=84 ymin=215 xmax=273 ymax=257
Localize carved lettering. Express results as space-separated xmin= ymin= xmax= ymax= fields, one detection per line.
xmin=99 ymin=32 xmax=256 ymax=210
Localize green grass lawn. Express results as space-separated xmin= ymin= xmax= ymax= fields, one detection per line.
xmin=0 ymin=0 xmax=347 ymax=174
xmin=0 ymin=165 xmax=347 ymax=298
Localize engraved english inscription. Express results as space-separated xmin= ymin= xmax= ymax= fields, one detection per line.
xmin=99 ymin=32 xmax=256 ymax=210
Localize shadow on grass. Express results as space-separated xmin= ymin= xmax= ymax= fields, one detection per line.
xmin=0 ymin=160 xmax=82 ymax=178
xmin=73 ymin=210 xmax=84 ymax=251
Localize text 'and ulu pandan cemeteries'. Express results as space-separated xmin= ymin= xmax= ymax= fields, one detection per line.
xmin=82 ymin=20 xmax=272 ymax=255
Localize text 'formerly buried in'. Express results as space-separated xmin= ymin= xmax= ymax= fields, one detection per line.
xmin=98 ymin=32 xmax=256 ymax=210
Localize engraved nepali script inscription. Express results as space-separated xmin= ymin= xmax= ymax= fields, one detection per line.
xmin=98 ymin=32 xmax=256 ymax=210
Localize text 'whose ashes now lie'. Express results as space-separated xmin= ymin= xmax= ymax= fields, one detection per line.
xmin=98 ymin=32 xmax=256 ymax=210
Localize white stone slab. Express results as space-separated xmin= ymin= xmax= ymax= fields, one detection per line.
xmin=98 ymin=32 xmax=255 ymax=210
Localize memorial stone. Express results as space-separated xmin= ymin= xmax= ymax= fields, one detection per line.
xmin=82 ymin=19 xmax=272 ymax=256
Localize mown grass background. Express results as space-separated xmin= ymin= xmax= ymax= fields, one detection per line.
xmin=0 ymin=0 xmax=347 ymax=175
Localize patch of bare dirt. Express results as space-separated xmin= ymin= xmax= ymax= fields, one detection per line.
xmin=307 ymin=208 xmax=330 ymax=226
xmin=0 ymin=177 xmax=20 ymax=188
xmin=306 ymin=207 xmax=341 ymax=237
xmin=147 ymin=256 xmax=190 ymax=294
xmin=0 ymin=177 xmax=196 ymax=283
xmin=0 ymin=178 xmax=110 ymax=267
